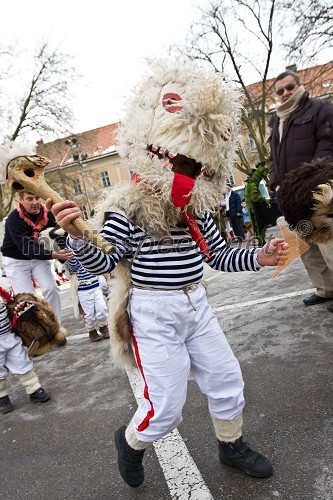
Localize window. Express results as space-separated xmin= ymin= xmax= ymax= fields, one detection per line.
xmin=101 ymin=171 xmax=111 ymax=188
xmin=79 ymin=205 xmax=88 ymax=220
xmin=248 ymin=134 xmax=257 ymax=150
xmin=73 ymin=179 xmax=82 ymax=194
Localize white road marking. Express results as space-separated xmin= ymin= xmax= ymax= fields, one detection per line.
xmin=205 ymin=272 xmax=224 ymax=283
xmin=212 ymin=289 xmax=315 ymax=312
xmin=66 ymin=332 xmax=89 ymax=340
xmin=126 ymin=367 xmax=214 ymax=500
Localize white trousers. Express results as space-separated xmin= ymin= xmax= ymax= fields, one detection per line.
xmin=0 ymin=332 xmax=33 ymax=378
xmin=2 ymin=257 xmax=62 ymax=322
xmin=129 ymin=284 xmax=244 ymax=443
xmin=78 ymin=286 xmax=108 ymax=330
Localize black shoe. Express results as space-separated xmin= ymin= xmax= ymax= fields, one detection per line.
xmin=30 ymin=388 xmax=51 ymax=403
xmin=114 ymin=425 xmax=145 ymax=487
xmin=0 ymin=395 xmax=14 ymax=414
xmin=218 ymin=436 xmax=273 ymax=478
xmin=303 ymin=294 xmax=332 ymax=306
xmin=327 ymin=303 xmax=333 ymax=313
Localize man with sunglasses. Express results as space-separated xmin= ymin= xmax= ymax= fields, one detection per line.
xmin=269 ymin=69 xmax=333 ymax=310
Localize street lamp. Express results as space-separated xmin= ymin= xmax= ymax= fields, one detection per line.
xmin=65 ymin=139 xmax=92 ymax=215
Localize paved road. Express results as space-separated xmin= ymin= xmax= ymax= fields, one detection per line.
xmin=1 ymin=227 xmax=332 ymax=500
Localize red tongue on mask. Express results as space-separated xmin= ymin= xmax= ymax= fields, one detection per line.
xmin=171 ymin=173 xmax=210 ymax=259
xmin=171 ymin=172 xmax=195 ymax=209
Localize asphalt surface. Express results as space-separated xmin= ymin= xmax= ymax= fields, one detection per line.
xmin=1 ymin=223 xmax=332 ymax=500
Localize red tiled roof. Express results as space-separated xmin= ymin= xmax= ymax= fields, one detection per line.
xmin=36 ymin=123 xmax=120 ymax=171
xmin=245 ymin=61 xmax=333 ymax=108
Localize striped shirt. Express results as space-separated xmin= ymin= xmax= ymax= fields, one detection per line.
xmin=65 ymin=257 xmax=100 ymax=291
xmin=68 ymin=212 xmax=260 ymax=289
xmin=0 ymin=300 xmax=12 ymax=336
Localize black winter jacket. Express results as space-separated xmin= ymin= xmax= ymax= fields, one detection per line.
xmin=1 ymin=209 xmax=56 ymax=260
xmin=226 ymin=190 xmax=242 ymax=218
xmin=268 ymin=92 xmax=333 ymax=191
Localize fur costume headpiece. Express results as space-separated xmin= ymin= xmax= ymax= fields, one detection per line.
xmin=93 ymin=58 xmax=243 ymax=233
xmin=277 ymin=156 xmax=333 ymax=244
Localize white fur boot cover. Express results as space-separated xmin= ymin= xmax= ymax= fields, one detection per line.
xmin=18 ymin=369 xmax=41 ymax=395
xmin=125 ymin=420 xmax=150 ymax=451
xmin=212 ymin=413 xmax=243 ymax=443
xmin=0 ymin=378 xmax=8 ymax=398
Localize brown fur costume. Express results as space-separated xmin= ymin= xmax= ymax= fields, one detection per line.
xmin=277 ymin=156 xmax=333 ymax=243
xmin=7 ymin=292 xmax=67 ymax=356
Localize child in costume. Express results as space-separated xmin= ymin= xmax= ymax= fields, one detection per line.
xmin=65 ymin=256 xmax=110 ymax=342
xmin=49 ymin=59 xmax=288 ymax=487
xmin=0 ymin=289 xmax=50 ymax=414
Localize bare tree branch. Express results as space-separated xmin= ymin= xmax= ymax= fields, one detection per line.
xmin=0 ymin=40 xmax=78 ymax=219
xmin=173 ymin=0 xmax=279 ymax=174
xmin=281 ymin=0 xmax=332 ymax=63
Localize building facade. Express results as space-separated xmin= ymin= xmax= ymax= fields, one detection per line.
xmin=36 ymin=123 xmax=130 ymax=218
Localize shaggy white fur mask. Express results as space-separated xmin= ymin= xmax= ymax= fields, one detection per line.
xmin=116 ymin=58 xmax=242 ymax=215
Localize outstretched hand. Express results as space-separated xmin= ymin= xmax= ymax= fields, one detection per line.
xmin=45 ymin=198 xmax=83 ymax=238
xmin=257 ymin=238 xmax=289 ymax=267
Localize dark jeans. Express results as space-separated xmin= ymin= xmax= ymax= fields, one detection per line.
xmin=229 ymin=216 xmax=245 ymax=240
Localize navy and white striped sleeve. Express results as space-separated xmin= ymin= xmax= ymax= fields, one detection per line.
xmin=66 ymin=213 xmax=132 ymax=275
xmin=200 ymin=213 xmax=261 ymax=272
xmin=65 ymin=256 xmax=80 ymax=274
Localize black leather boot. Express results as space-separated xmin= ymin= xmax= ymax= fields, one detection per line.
xmin=30 ymin=387 xmax=51 ymax=403
xmin=218 ymin=436 xmax=273 ymax=477
xmin=115 ymin=425 xmax=145 ymax=487
xmin=0 ymin=395 xmax=14 ymax=414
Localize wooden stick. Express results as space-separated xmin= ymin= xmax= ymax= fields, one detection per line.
xmin=7 ymin=155 xmax=114 ymax=254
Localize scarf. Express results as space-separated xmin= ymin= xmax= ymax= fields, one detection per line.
xmin=17 ymin=203 xmax=48 ymax=240
xmin=276 ymin=85 xmax=305 ymax=141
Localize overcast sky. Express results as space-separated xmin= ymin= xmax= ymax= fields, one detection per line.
xmin=2 ymin=0 xmax=200 ymax=136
